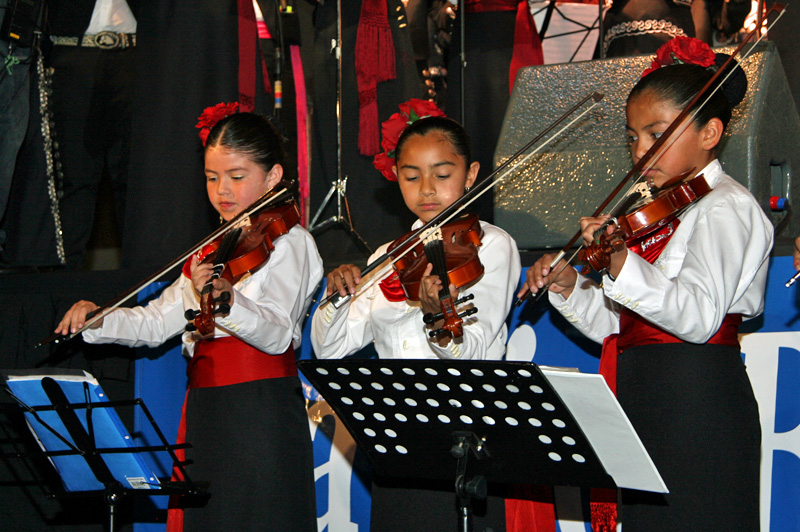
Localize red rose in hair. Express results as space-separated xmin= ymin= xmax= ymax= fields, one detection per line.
xmin=381 ymin=112 xmax=407 ymax=153
xmin=641 ymin=37 xmax=715 ymax=77
xmin=399 ymin=98 xmax=445 ymax=123
xmin=196 ymin=102 xmax=239 ymax=145
xmin=373 ymin=151 xmax=397 ymax=182
xmin=372 ymin=98 xmax=445 ymax=181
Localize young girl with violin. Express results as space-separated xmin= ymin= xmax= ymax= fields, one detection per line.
xmin=55 ymin=107 xmax=322 ymax=532
xmin=311 ymin=100 xmax=521 ymax=531
xmin=520 ymin=37 xmax=773 ymax=531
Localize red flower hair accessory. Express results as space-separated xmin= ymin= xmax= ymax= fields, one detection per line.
xmin=372 ymin=98 xmax=445 ymax=181
xmin=196 ymin=102 xmax=239 ymax=146
xmin=641 ymin=36 xmax=716 ymax=77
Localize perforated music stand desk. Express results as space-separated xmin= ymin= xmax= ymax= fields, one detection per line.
xmin=298 ymin=359 xmax=665 ymax=494
xmin=2 ymin=369 xmax=205 ymax=532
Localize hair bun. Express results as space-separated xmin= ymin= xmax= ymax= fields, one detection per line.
xmin=713 ymin=53 xmax=748 ymax=109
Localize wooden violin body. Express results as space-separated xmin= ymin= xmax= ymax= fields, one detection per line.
xmin=386 ymin=213 xmax=484 ymax=339
xmin=187 ymin=201 xmax=301 ymax=336
xmin=580 ymin=173 xmax=711 ymax=273
xmin=387 ymin=213 xmax=484 ymax=301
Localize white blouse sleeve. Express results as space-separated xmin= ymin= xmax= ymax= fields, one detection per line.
xmin=602 ymin=187 xmax=772 ymax=343
xmin=82 ymin=275 xmax=190 ymax=348
xmin=548 ymin=272 xmax=622 ymax=344
xmin=310 ymin=247 xmax=385 ymax=359
xmin=215 ymin=226 xmax=324 ymax=353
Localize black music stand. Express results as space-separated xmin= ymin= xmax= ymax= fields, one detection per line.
xmin=1 ymin=369 xmax=206 ymax=532
xmin=298 ymin=359 xmax=666 ymax=532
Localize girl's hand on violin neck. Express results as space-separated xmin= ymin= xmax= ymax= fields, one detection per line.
xmin=190 ymin=256 xmax=234 ymax=307
xmin=418 ymin=262 xmax=457 ymax=316
xmin=519 ymin=253 xmax=578 ymax=299
xmin=326 ymin=264 xmax=363 ymax=297
xmin=189 ymin=255 xmax=214 ymax=295
xmin=210 ymin=278 xmax=235 ymax=307
xmin=580 ymin=214 xmax=627 ymax=279
xmin=579 ymin=214 xmax=615 ymax=246
xmin=55 ymin=300 xmax=101 ymax=335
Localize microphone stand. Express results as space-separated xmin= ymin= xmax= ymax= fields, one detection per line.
xmin=307 ymin=0 xmax=373 ymax=256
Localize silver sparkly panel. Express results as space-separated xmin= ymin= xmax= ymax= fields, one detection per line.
xmin=36 ymin=46 xmax=66 ymax=264
xmin=494 ymin=42 xmax=800 ymax=250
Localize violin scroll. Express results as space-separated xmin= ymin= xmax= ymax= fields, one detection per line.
xmin=423 ymin=294 xmax=478 ymax=338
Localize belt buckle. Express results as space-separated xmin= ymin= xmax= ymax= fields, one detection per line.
xmin=93 ymin=31 xmax=121 ymax=50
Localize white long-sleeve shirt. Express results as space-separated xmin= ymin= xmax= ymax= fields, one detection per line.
xmin=550 ymin=159 xmax=774 ymax=344
xmin=311 ymin=221 xmax=521 ymax=360
xmin=84 ymin=225 xmax=323 ymax=356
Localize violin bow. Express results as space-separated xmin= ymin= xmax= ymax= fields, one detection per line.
xmin=517 ymin=3 xmax=787 ymax=306
xmin=35 ymin=182 xmax=296 ymax=348
xmin=319 ymin=91 xmax=605 ymax=309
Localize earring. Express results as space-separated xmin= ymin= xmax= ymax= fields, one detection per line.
xmin=465 ymin=186 xmax=471 ymax=193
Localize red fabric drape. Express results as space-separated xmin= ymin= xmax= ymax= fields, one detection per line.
xmin=237 ymin=0 xmax=258 ymax=112
xmin=355 ymin=0 xmax=397 ymax=156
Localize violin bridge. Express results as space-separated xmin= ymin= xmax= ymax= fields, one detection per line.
xmin=420 ymin=227 xmax=443 ymax=245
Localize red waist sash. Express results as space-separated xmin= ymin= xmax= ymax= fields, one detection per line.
xmin=599 ymin=311 xmax=742 ymax=395
xmin=188 ymin=336 xmax=297 ymax=389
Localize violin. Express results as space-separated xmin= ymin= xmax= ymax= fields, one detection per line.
xmin=387 ymin=213 xmax=483 ymax=338
xmin=184 ymin=201 xmax=301 ymax=336
xmin=580 ymin=172 xmax=711 ymax=272
xmin=36 ymin=181 xmax=296 ymax=348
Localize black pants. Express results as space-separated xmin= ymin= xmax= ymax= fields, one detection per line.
xmin=50 ymin=45 xmax=135 ymax=268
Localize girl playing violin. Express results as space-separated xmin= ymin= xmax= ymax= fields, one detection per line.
xmin=520 ymin=37 xmax=773 ymax=531
xmin=311 ymin=100 xmax=521 ymax=530
xmin=55 ymin=108 xmax=322 ymax=532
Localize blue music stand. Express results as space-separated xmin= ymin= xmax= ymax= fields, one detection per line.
xmin=2 ymin=369 xmax=205 ymax=532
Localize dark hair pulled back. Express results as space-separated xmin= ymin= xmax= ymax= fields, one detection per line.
xmin=628 ymin=56 xmax=747 ymax=130
xmin=205 ymin=113 xmax=286 ymax=173
xmin=395 ymin=116 xmax=473 ymax=166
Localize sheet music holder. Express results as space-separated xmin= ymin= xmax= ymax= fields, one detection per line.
xmin=298 ymin=359 xmax=666 ymax=530
xmin=2 ymin=369 xmax=205 ymax=532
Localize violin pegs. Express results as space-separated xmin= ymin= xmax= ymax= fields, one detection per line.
xmin=458 ymin=307 xmax=478 ymax=320
xmin=184 ymin=309 xmax=200 ymax=320
xmin=217 ymin=291 xmax=231 ymax=303
xmin=216 ymin=303 xmax=231 ymax=315
xmin=185 ymin=323 xmax=197 ymax=332
xmin=423 ymin=311 xmax=443 ymax=325
xmin=454 ymin=294 xmax=475 ymax=306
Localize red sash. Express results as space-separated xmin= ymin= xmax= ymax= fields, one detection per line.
xmin=379 ymin=271 xmax=407 ymax=302
xmin=166 ymin=338 xmax=296 ymax=532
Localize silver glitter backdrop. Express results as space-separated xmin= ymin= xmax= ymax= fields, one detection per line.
xmin=494 ymin=41 xmax=800 ymax=250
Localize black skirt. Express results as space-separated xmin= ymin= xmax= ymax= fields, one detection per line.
xmin=182 ymin=376 xmax=317 ymax=532
xmin=616 ymin=343 xmax=761 ymax=531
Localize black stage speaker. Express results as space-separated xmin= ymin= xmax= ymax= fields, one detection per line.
xmin=493 ymin=41 xmax=799 ymax=251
